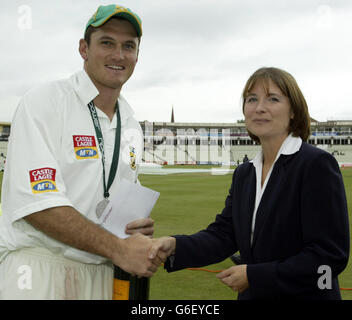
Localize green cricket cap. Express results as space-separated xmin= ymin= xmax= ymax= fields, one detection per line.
xmin=85 ymin=4 xmax=142 ymax=37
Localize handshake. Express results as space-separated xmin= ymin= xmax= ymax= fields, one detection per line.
xmin=112 ymin=233 xmax=176 ymax=278
xmin=110 ymin=218 xmax=249 ymax=293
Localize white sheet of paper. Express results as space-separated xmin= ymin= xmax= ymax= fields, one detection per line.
xmin=99 ymin=179 xmax=160 ymax=239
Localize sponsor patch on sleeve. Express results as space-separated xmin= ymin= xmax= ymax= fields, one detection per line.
xmin=29 ymin=167 xmax=58 ymax=193
xmin=73 ymin=135 xmax=99 ymax=160
xmin=129 ymin=146 xmax=137 ymax=170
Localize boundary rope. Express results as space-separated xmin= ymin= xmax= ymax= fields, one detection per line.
xmin=185 ymin=267 xmax=352 ymax=291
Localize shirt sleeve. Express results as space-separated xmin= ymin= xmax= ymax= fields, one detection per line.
xmin=1 ymin=92 xmax=73 ymax=224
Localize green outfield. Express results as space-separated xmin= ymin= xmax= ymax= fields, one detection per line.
xmin=0 ymin=169 xmax=352 ymax=299
xmin=140 ymin=171 xmax=238 ymax=299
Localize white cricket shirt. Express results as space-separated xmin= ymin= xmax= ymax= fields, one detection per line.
xmin=0 ymin=70 xmax=143 ymax=264
xmin=250 ymin=133 xmax=302 ymax=245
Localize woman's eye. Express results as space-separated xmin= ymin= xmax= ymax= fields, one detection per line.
xmin=269 ymin=97 xmax=280 ymax=102
xmin=246 ymin=97 xmax=257 ymax=103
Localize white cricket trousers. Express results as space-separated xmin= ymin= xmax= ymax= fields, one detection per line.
xmin=0 ymin=247 xmax=114 ymax=300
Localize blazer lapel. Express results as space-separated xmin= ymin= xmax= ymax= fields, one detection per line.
xmin=238 ymin=165 xmax=256 ymax=260
xmin=251 ymin=154 xmax=293 ymax=248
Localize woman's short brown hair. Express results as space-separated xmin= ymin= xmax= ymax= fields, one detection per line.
xmin=242 ymin=67 xmax=311 ymax=143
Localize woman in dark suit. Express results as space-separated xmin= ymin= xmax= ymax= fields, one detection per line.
xmin=150 ymin=67 xmax=350 ymax=300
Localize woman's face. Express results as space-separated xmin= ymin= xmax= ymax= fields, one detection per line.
xmin=244 ymin=79 xmax=294 ymax=143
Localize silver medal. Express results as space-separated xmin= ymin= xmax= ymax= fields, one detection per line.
xmin=96 ymin=198 xmax=109 ymax=218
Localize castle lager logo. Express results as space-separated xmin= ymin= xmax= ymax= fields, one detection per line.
xmin=73 ymin=135 xmax=99 ymax=160
xmin=29 ymin=167 xmax=58 ymax=193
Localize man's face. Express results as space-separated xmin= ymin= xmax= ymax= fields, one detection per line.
xmin=79 ymin=18 xmax=139 ymax=91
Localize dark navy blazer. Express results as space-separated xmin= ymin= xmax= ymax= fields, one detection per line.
xmin=165 ymin=142 xmax=350 ymax=300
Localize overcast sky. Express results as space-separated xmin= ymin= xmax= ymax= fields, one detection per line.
xmin=1 ymin=0 xmax=352 ymax=123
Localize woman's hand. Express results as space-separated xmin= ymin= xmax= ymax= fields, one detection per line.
xmin=216 ymin=265 xmax=249 ymax=293
xmin=149 ymin=236 xmax=176 ymax=265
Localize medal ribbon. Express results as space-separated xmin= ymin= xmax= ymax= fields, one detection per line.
xmin=87 ymin=101 xmax=121 ymax=199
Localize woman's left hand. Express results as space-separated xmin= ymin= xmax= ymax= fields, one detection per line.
xmin=216 ymin=265 xmax=249 ymax=293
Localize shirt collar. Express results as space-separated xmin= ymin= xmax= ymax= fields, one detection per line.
xmin=117 ymin=94 xmax=135 ymax=126
xmin=71 ymin=70 xmax=135 ymax=126
xmin=71 ymin=70 xmax=99 ymax=106
xmin=250 ymin=133 xmax=302 ymax=168
xmin=94 ymin=94 xmax=135 ymax=128
xmin=280 ymin=133 xmax=302 ymax=155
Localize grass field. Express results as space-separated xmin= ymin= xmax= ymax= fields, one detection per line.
xmin=1 ymin=169 xmax=352 ymax=299
xmin=140 ymin=171 xmax=238 ymax=300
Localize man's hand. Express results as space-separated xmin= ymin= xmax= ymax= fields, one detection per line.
xmin=216 ymin=265 xmax=249 ymax=293
xmin=24 ymin=207 xmax=159 ymax=278
xmin=125 ymin=217 xmax=154 ymax=238
xmin=113 ymin=233 xmax=158 ymax=277
xmin=149 ymin=236 xmax=176 ymax=266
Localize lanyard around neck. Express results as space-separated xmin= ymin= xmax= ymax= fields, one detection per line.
xmin=87 ymin=101 xmax=121 ymax=199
